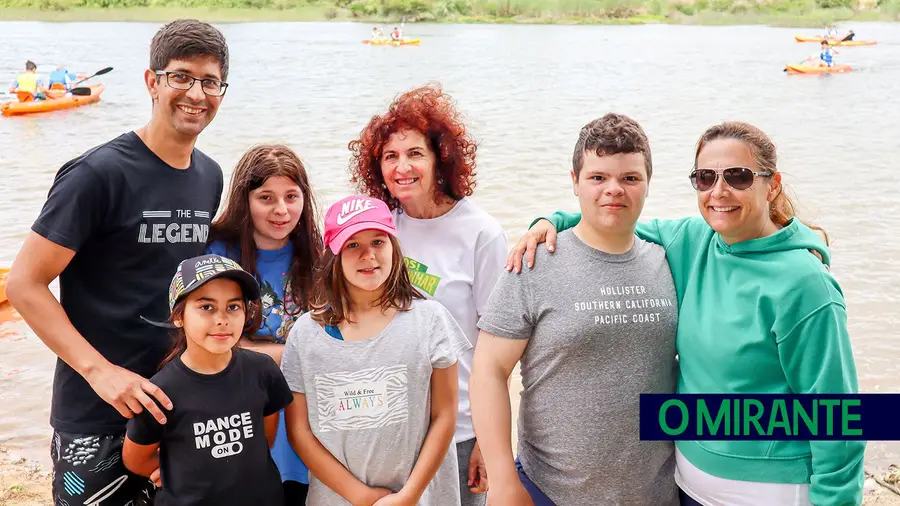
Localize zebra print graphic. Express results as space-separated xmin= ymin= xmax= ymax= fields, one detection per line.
xmin=314 ymin=364 xmax=408 ymax=432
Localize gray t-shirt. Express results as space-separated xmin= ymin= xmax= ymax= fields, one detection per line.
xmin=477 ymin=230 xmax=679 ymax=506
xmin=281 ymin=299 xmax=472 ymax=505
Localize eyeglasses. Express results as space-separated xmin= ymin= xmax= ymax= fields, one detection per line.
xmin=154 ymin=71 xmax=228 ymax=97
xmin=689 ymin=167 xmax=773 ymax=192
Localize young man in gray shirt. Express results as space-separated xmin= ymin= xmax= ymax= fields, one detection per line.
xmin=469 ymin=113 xmax=680 ymax=506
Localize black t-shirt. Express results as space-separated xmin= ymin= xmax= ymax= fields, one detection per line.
xmin=31 ymin=131 xmax=223 ymax=434
xmin=126 ymin=349 xmax=293 ymax=506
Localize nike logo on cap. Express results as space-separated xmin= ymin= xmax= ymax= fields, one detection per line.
xmin=336 ymin=199 xmax=375 ymax=225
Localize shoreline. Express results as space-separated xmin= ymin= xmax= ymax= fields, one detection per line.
xmin=0 ymin=6 xmax=897 ymax=25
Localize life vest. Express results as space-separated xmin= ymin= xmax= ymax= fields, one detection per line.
xmin=14 ymin=72 xmax=38 ymax=93
xmin=48 ymin=69 xmax=73 ymax=89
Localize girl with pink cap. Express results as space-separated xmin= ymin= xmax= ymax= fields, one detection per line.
xmin=281 ymin=195 xmax=471 ymax=505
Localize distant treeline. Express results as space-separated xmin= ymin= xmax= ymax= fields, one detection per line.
xmin=2 ymin=0 xmax=898 ymax=21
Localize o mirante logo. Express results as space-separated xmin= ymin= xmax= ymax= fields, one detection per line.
xmin=638 ymin=394 xmax=894 ymax=441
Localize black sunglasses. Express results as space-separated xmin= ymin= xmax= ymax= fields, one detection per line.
xmin=689 ymin=167 xmax=773 ymax=192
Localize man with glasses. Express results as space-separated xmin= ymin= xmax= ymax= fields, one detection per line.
xmin=6 ymin=19 xmax=229 ymax=506
xmin=470 ymin=113 xmax=680 ymax=505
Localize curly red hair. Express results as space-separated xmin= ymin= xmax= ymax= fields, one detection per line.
xmin=348 ymin=84 xmax=478 ymax=211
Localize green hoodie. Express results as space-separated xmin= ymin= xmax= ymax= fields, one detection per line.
xmin=540 ymin=212 xmax=865 ymax=506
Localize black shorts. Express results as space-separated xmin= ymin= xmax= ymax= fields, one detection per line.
xmin=50 ymin=430 xmax=155 ymax=506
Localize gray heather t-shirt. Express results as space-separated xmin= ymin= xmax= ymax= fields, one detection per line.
xmin=477 ymin=230 xmax=679 ymax=506
xmin=281 ymin=299 xmax=472 ymax=506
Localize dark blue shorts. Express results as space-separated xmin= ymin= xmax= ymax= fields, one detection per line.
xmin=515 ymin=458 xmax=557 ymax=506
xmin=679 ymin=488 xmax=704 ymax=505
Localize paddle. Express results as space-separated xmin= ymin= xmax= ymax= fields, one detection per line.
xmin=68 ymin=66 xmax=113 ymax=96
xmin=70 ymin=66 xmax=112 ymax=88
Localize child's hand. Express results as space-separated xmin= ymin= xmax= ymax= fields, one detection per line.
xmin=372 ymin=492 xmax=416 ymax=506
xmin=149 ymin=467 xmax=162 ymax=488
xmin=467 ymin=441 xmax=488 ymax=494
xmin=353 ymin=486 xmax=393 ymax=506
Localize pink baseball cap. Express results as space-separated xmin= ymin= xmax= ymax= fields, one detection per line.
xmin=323 ymin=195 xmax=397 ymax=254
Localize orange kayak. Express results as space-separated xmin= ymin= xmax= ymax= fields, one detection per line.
xmin=1 ymin=84 xmax=105 ymax=117
xmin=785 ymin=63 xmax=852 ymax=74
xmin=794 ymin=35 xmax=876 ymax=46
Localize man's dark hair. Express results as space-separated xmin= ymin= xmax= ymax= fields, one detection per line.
xmin=25 ymin=60 xmax=36 ymax=71
xmin=572 ymin=113 xmax=653 ymax=180
xmin=149 ymin=19 xmax=229 ymax=80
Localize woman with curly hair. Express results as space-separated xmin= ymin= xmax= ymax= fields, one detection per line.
xmin=348 ymin=84 xmax=508 ymax=506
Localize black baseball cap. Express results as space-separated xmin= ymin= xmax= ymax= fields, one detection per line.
xmin=141 ymin=254 xmax=260 ymax=329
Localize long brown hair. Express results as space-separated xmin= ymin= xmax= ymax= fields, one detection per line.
xmin=310 ymin=235 xmax=424 ymax=327
xmin=208 ymin=145 xmax=323 ymax=315
xmin=159 ymin=290 xmax=263 ymax=369
xmin=693 ymin=121 xmax=830 ymax=245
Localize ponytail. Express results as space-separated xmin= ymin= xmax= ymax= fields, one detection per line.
xmin=769 ymin=182 xmax=830 ymax=246
xmin=159 ymin=301 xmax=188 ymax=370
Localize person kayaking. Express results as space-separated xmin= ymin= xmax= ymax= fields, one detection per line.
xmin=8 ymin=60 xmax=47 ymax=101
xmin=824 ymin=23 xmax=839 ymax=39
xmin=815 ymin=39 xmax=839 ymax=67
xmin=371 ymin=26 xmax=384 ymax=41
xmin=841 ymin=29 xmax=856 ymax=42
xmin=391 ymin=26 xmax=402 ymax=41
xmin=47 ymin=65 xmax=80 ymax=91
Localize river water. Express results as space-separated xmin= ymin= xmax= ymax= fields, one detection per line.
xmin=1 ymin=20 xmax=898 ymax=471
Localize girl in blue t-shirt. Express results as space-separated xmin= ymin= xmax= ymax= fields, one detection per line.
xmin=206 ymin=144 xmax=323 ymax=504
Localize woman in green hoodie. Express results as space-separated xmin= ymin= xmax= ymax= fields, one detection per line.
xmin=506 ymin=121 xmax=865 ymax=506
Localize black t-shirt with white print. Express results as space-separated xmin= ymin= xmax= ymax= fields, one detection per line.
xmin=31 ymin=131 xmax=223 ymax=434
xmin=126 ymin=348 xmax=293 ymax=506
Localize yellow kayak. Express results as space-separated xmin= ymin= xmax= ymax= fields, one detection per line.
xmin=794 ymin=35 xmax=876 ymax=46
xmin=363 ymin=38 xmax=421 ymax=46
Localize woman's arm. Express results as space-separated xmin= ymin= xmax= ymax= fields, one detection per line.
xmin=777 ymin=292 xmax=865 ymax=505
xmin=285 ymin=393 xmax=392 ymax=506
xmin=393 ymin=363 xmax=459 ymax=503
xmin=508 ymin=214 xmax=697 ymax=273
xmin=122 ymin=437 xmax=160 ymax=479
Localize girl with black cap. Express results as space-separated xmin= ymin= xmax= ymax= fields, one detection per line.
xmin=122 ymin=254 xmax=294 ymax=506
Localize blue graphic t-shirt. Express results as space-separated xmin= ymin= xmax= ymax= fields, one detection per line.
xmin=206 ymin=240 xmax=299 ymax=343
xmin=205 ymin=240 xmax=309 ymax=484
